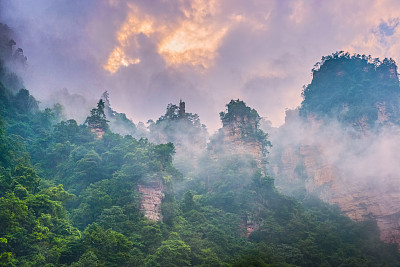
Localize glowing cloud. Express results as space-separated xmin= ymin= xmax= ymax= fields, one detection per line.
xmin=104 ymin=6 xmax=154 ymax=73
xmin=158 ymin=0 xmax=228 ymax=68
xmin=104 ymin=0 xmax=232 ymax=72
xmin=104 ymin=46 xmax=141 ymax=73
xmin=158 ymin=23 xmax=228 ymax=68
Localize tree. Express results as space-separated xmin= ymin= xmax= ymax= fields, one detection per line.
xmin=181 ymin=190 xmax=196 ymax=213
xmin=75 ymin=150 xmax=103 ymax=185
xmin=85 ymin=99 xmax=108 ymax=132
xmin=13 ymin=89 xmax=38 ymax=114
xmin=146 ymin=234 xmax=191 ymax=267
xmin=141 ymin=225 xmax=163 ymax=254
xmin=11 ymin=165 xmax=40 ymax=194
xmin=82 ymin=223 xmax=133 ymax=266
xmin=153 ymin=143 xmax=175 ymax=170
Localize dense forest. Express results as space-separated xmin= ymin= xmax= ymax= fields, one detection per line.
xmin=300 ymin=51 xmax=400 ymax=128
xmin=1 ymin=23 xmax=400 ymax=266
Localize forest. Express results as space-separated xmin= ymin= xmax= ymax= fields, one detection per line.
xmin=1 ymin=23 xmax=400 ymax=266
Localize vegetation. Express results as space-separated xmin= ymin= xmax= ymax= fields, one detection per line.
xmin=85 ymin=99 xmax=109 ymax=133
xmin=213 ymin=99 xmax=271 ymax=157
xmin=148 ymin=100 xmax=208 ymax=146
xmin=0 ymin=28 xmax=399 ymax=266
xmin=300 ymin=51 xmax=400 ymax=128
xmin=101 ymin=91 xmax=137 ymax=136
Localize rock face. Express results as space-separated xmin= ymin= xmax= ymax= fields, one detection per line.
xmin=241 ymin=214 xmax=258 ymax=238
xmin=211 ymin=100 xmax=268 ymax=170
xmin=138 ymin=182 xmax=164 ymax=221
xmin=274 ymin=144 xmax=400 ymax=245
xmin=275 ymin=53 xmax=400 ymax=247
xmin=220 ymin=119 xmax=264 ymax=169
xmin=91 ymin=128 xmax=105 ymax=139
xmin=271 ymin=115 xmax=400 ymax=247
xmin=148 ymin=100 xmax=208 ymax=170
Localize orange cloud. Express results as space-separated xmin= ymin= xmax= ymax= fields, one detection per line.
xmin=104 ymin=5 xmax=154 ymax=73
xmin=104 ymin=0 xmax=235 ymax=73
xmin=158 ymin=22 xmax=228 ymax=68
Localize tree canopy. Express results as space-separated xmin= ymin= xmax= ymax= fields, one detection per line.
xmin=0 ymin=41 xmax=399 ymax=266
xmin=300 ymin=51 xmax=400 ymax=128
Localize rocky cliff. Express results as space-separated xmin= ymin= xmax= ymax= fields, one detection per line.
xmin=273 ymin=141 xmax=400 ymax=245
xmin=271 ymin=109 xmax=400 ymax=246
xmin=210 ymin=99 xmax=269 ymax=171
xmin=138 ymin=182 xmax=164 ymax=221
xmin=272 ymin=53 xmax=400 ymax=247
xmin=220 ymin=120 xmax=265 ymax=169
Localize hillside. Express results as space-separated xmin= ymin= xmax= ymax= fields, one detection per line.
xmin=1 ymin=28 xmax=400 ymax=265
xmin=300 ymin=51 xmax=400 ymax=130
xmin=272 ymin=52 xmax=400 ymax=248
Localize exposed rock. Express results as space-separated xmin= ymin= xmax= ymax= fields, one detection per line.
xmin=210 ymin=100 xmax=268 ymax=171
xmin=148 ymin=100 xmax=208 ymax=170
xmin=221 ymin=125 xmax=264 ymax=169
xmin=91 ymin=128 xmax=105 ymax=139
xmin=138 ymin=182 xmax=164 ymax=221
xmin=377 ymin=102 xmax=389 ymax=124
xmin=272 ymin=126 xmax=400 ymax=247
xmin=283 ymin=52 xmax=400 ymax=247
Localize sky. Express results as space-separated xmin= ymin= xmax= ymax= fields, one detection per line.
xmin=1 ymin=0 xmax=400 ymax=132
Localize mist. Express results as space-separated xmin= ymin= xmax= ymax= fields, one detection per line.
xmin=3 ymin=1 xmax=400 ymax=132
xmin=4 ymin=1 xmax=400 ymax=265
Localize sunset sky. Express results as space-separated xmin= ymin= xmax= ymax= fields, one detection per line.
xmin=1 ymin=0 xmax=400 ymax=131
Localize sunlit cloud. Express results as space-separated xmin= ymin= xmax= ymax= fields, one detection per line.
xmin=104 ymin=46 xmax=141 ymax=73
xmin=7 ymin=0 xmax=400 ymax=130
xmin=104 ymin=5 xmax=154 ymax=73
xmin=158 ymin=0 xmax=228 ymax=68
xmin=158 ymin=23 xmax=228 ymax=68
xmin=104 ymin=0 xmax=235 ymax=72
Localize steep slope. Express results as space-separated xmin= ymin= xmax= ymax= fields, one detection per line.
xmin=1 ymin=23 xmax=400 ymax=264
xmin=209 ymin=99 xmax=270 ymax=172
xmin=147 ymin=100 xmax=208 ymax=177
xmin=272 ymin=52 xmax=400 ymax=246
xmin=101 ymin=91 xmax=137 ymax=137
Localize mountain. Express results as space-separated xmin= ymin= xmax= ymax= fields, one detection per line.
xmin=300 ymin=51 xmax=400 ymax=130
xmin=0 ymin=26 xmax=399 ymax=265
xmin=209 ymin=99 xmax=270 ymax=172
xmin=100 ymin=91 xmax=137 ymax=137
xmin=272 ymin=52 xmax=400 ymax=247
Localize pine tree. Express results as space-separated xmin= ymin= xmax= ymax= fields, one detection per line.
xmin=85 ymin=99 xmax=109 ymax=132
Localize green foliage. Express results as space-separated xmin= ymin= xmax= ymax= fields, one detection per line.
xmin=101 ymin=91 xmax=137 ymax=136
xmin=12 ymin=89 xmax=38 ymax=114
xmin=40 ymin=184 xmax=75 ymax=204
xmin=141 ymin=225 xmax=163 ymax=254
xmin=0 ymin=56 xmax=398 ymax=266
xmin=181 ymin=190 xmax=196 ymax=213
xmin=215 ymin=99 xmax=272 ymax=156
xmin=153 ymin=142 xmax=175 ymax=170
xmin=145 ymin=234 xmax=191 ymax=267
xmin=81 ymin=223 xmax=134 ymax=266
xmin=11 ymin=164 xmax=40 ymax=194
xmin=300 ymin=52 xmax=400 ymax=127
xmin=75 ymin=150 xmax=102 ymax=183
xmin=220 ymin=99 xmax=260 ymax=128
xmin=0 ymin=191 xmax=80 ymax=265
xmin=85 ymin=99 xmax=108 ymax=132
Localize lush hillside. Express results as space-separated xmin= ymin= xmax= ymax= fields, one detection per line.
xmin=272 ymin=52 xmax=400 ymax=251
xmin=0 ymin=28 xmax=399 ymax=266
xmin=300 ymin=51 xmax=400 ymax=129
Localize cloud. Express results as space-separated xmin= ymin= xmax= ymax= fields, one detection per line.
xmin=104 ymin=0 xmax=233 ymax=72
xmin=2 ymin=0 xmax=400 ymax=132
